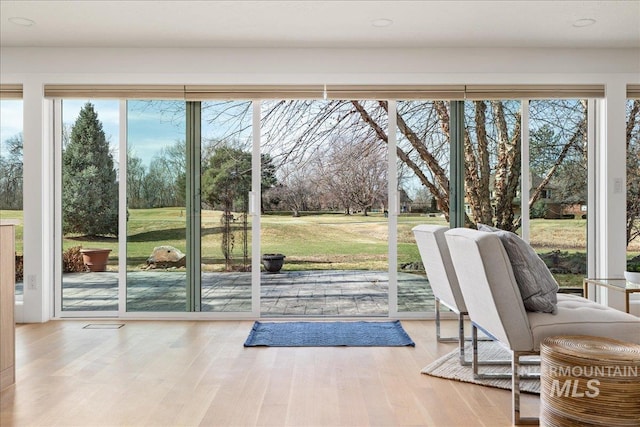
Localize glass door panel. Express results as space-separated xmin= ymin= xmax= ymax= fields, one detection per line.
xmin=60 ymin=100 xmax=120 ymax=311
xmin=126 ymin=100 xmax=187 ymax=311
xmin=200 ymin=100 xmax=253 ymax=312
xmin=463 ymin=100 xmax=522 ymax=233
xmin=260 ymin=100 xmax=388 ymax=317
xmin=627 ymin=99 xmax=640 ymax=276
xmin=0 ymin=99 xmax=23 ymax=298
xmin=529 ymin=100 xmax=588 ymax=289
xmin=627 ymin=98 xmax=640 ymax=315
xmin=396 ymin=100 xmax=449 ymax=313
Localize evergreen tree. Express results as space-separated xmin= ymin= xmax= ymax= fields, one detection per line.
xmin=202 ymin=146 xmax=251 ymax=211
xmin=62 ymin=102 xmax=118 ymax=236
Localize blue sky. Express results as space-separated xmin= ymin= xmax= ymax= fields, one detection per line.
xmin=1 ymin=99 xmax=248 ymax=168
xmin=62 ymin=100 xmax=186 ymax=168
xmin=0 ymin=100 xmax=23 ymax=146
xmin=126 ymin=100 xmax=185 ymax=167
xmin=0 ymin=100 xmax=187 ymax=168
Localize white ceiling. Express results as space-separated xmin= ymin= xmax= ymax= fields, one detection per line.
xmin=1 ymin=0 xmax=639 ymax=49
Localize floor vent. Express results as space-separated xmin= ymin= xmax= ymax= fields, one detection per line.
xmin=83 ymin=324 xmax=125 ymax=329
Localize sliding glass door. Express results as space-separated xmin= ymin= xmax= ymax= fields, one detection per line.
xmin=259 ymin=99 xmax=389 ymax=317
xmin=59 ymin=99 xmax=120 ymax=313
xmin=53 ymin=88 xmax=598 ymax=318
xmin=126 ymin=100 xmax=187 ymax=312
xmin=0 ymin=98 xmax=23 ymax=299
xmin=200 ymin=100 xmax=253 ymax=312
xmin=395 ymin=100 xmax=449 ymax=314
xmin=528 ymin=99 xmax=589 ymax=289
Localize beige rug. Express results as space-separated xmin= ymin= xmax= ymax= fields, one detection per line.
xmin=421 ymin=341 xmax=541 ymax=394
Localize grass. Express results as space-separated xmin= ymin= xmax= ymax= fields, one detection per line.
xmin=4 ymin=207 xmax=639 ymax=287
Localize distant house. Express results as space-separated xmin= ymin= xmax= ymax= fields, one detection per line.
xmin=463 ymin=172 xmax=586 ymax=220
xmin=530 ymin=174 xmax=587 ymax=219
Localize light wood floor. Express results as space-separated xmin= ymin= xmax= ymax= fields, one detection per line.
xmin=0 ymin=320 xmax=538 ymax=426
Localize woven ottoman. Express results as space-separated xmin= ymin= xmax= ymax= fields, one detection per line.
xmin=540 ymin=335 xmax=640 ymax=427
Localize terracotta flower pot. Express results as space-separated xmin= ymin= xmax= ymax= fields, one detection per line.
xmin=80 ymin=248 xmax=112 ymax=272
xmin=262 ymin=253 xmax=285 ymax=273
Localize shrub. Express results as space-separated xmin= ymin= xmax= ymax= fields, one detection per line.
xmin=530 ymin=201 xmax=547 ymax=219
xmin=63 ymin=246 xmax=86 ymax=272
xmin=15 ymin=255 xmax=23 ymax=282
xmin=627 ymin=261 xmax=640 ymax=273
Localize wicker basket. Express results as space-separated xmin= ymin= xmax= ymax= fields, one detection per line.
xmin=540 ymin=335 xmax=640 ymax=427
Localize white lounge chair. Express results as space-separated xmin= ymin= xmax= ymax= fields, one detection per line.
xmin=445 ymin=227 xmax=640 ymax=425
xmin=414 ymin=224 xmax=532 ymax=370
xmin=413 ymin=225 xmax=469 ymax=362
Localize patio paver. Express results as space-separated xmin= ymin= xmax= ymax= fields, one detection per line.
xmin=50 ymin=270 xmax=435 ymax=315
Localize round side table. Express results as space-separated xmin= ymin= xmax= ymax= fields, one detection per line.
xmin=540 ymin=335 xmax=640 ymax=427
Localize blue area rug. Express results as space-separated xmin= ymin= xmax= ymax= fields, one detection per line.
xmin=243 ymin=320 xmax=415 ymax=347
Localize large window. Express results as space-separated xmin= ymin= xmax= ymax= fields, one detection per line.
xmin=47 ymin=85 xmax=602 ymax=318
xmin=627 ymin=98 xmax=640 ymax=286
xmin=0 ymin=98 xmax=23 ymax=296
xmin=200 ymin=100 xmax=253 ymax=312
xmin=528 ymin=99 xmax=588 ymax=288
xmin=463 ymin=100 xmax=522 ymax=232
xmin=395 ymin=100 xmax=449 ymax=313
xmin=455 ymin=99 xmax=589 ymax=288
xmin=126 ymin=100 xmax=187 ymax=312
xmin=60 ymin=100 xmax=120 ymax=311
xmin=260 ymin=100 xmax=389 ymax=316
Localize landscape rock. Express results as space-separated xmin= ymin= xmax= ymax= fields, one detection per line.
xmin=146 ymin=246 xmax=186 ymax=269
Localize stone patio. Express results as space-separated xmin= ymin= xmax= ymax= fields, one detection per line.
xmin=28 ymin=270 xmax=435 ymax=315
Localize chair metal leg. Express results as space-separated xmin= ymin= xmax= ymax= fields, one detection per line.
xmin=471 ymin=326 xmax=540 ymax=380
xmin=457 ymin=310 xmax=466 ymax=365
xmin=439 ymin=307 xmax=538 ymax=368
xmin=473 ymin=339 xmax=540 ymax=424
xmin=512 ymin=351 xmax=540 ymax=425
xmin=472 ymin=324 xmax=479 ymax=377
xmin=436 ymin=298 xmax=459 ymax=343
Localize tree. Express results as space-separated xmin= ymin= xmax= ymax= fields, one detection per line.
xmin=202 ymin=146 xmax=252 ymax=212
xmin=627 ymin=99 xmax=640 ymax=245
xmin=201 ymin=145 xmax=277 ymax=211
xmin=201 ymin=144 xmax=277 ymax=269
xmin=313 ymin=138 xmax=387 ymax=215
xmin=263 ymin=164 xmax=319 ymax=216
xmin=528 ymin=100 xmax=587 ymax=217
xmin=0 ymin=133 xmax=23 ymax=210
xmin=157 ymin=139 xmax=187 ymax=207
xmin=62 ymin=102 xmax=118 ymax=236
xmin=153 ymin=98 xmax=588 ymax=232
xmin=127 ymin=150 xmax=146 ymax=208
xmin=142 ymin=158 xmax=179 ymax=208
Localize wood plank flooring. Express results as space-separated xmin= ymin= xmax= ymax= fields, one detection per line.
xmin=0 ymin=320 xmax=538 ymax=426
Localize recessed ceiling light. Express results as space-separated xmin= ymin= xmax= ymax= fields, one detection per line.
xmin=8 ymin=17 xmax=35 ymax=27
xmin=573 ymin=18 xmax=596 ymax=28
xmin=372 ymin=18 xmax=393 ymax=28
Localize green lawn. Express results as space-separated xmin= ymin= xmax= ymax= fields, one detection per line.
xmin=4 ymin=208 xmax=639 ymax=288
xmin=0 ymin=210 xmax=23 ymax=252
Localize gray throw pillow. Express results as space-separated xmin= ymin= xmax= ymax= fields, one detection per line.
xmin=477 ymin=224 xmax=559 ymax=313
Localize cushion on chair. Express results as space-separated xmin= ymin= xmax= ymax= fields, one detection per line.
xmin=477 ymin=224 xmax=559 ymax=314
xmin=528 ymin=294 xmax=640 ymax=351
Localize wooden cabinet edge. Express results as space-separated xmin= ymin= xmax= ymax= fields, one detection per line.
xmin=0 ymin=223 xmax=16 ymax=391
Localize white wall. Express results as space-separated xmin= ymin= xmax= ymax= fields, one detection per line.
xmin=2 ymin=47 xmax=639 ymax=82
xmin=1 ymin=46 xmax=639 ymax=321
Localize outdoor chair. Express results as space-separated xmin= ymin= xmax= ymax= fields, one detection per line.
xmin=444 ymin=227 xmax=640 ymax=425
